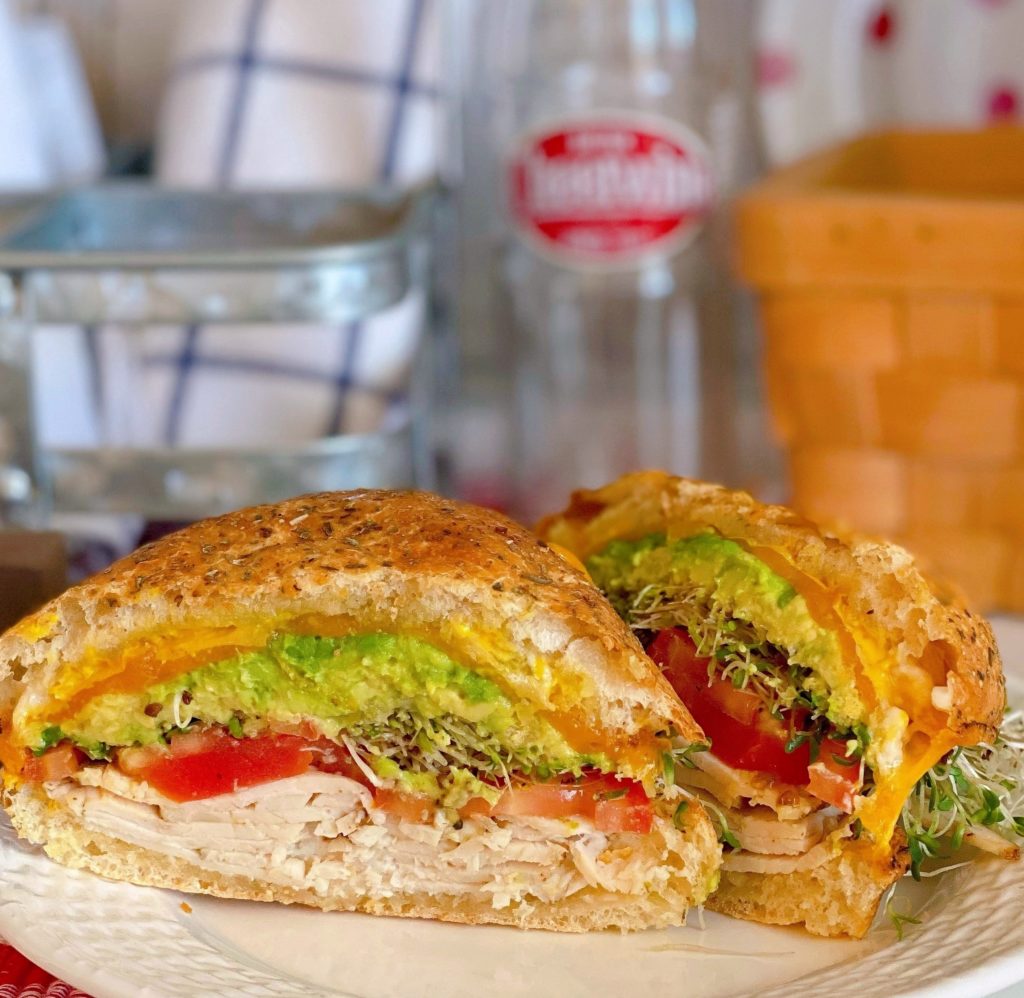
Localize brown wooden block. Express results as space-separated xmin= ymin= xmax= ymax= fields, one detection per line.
xmin=788 ymin=446 xmax=906 ymax=536
xmin=904 ymin=295 xmax=997 ymax=373
xmin=760 ymin=293 xmax=901 ymax=371
xmin=1003 ymin=545 xmax=1024 ymax=612
xmin=0 ymin=531 xmax=67 ymax=632
xmin=876 ymin=372 xmax=1020 ymax=460
xmin=785 ymin=369 xmax=882 ymax=447
xmin=905 ymin=460 xmax=1003 ymax=530
xmin=987 ymin=465 xmax=1024 ymax=537
xmin=994 ymin=300 xmax=1024 ymax=378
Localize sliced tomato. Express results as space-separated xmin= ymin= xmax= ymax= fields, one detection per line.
xmin=703 ymin=680 xmax=763 ymax=727
xmin=593 ymin=779 xmax=654 ymax=833
xmin=806 ymin=737 xmax=862 ymax=812
xmin=487 ymin=780 xmax=592 ymax=819
xmin=457 ymin=796 xmax=494 ymax=818
xmin=464 ymin=773 xmax=653 ymax=834
xmin=307 ymin=739 xmax=373 ymax=787
xmin=21 ymin=743 xmax=82 ymax=783
xmin=117 ymin=728 xmax=313 ymax=802
xmin=650 ymin=628 xmax=868 ymax=809
xmin=118 ymin=727 xmax=216 ymax=771
xmin=0 ymin=732 xmax=26 ymax=774
xmin=649 ymin=628 xmax=811 ymax=785
xmin=374 ymin=788 xmax=436 ymax=823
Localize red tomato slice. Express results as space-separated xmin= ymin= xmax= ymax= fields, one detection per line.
xmin=458 ymin=796 xmax=494 ymax=818
xmin=464 ymin=773 xmax=653 ymax=834
xmin=306 ymin=739 xmax=373 ymax=787
xmin=488 ymin=780 xmax=592 ymax=819
xmin=649 ymin=629 xmax=867 ymax=809
xmin=649 ymin=628 xmax=812 ymax=785
xmin=593 ymin=778 xmax=654 ymax=834
xmin=806 ymin=737 xmax=862 ymax=812
xmin=703 ymin=680 xmax=763 ymax=727
xmin=374 ymin=788 xmax=436 ymax=823
xmin=21 ymin=743 xmax=83 ymax=783
xmin=117 ymin=728 xmax=314 ymax=802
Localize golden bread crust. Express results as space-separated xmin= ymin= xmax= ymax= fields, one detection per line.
xmin=537 ymin=470 xmax=1005 ymax=743
xmin=5 ymin=784 xmax=721 ymax=933
xmin=0 ymin=489 xmax=702 ymax=761
xmin=708 ymin=835 xmax=909 ymax=938
xmin=0 ymin=490 xmax=722 ymax=934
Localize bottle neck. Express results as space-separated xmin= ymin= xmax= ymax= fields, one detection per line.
xmin=490 ymin=0 xmax=702 ymax=123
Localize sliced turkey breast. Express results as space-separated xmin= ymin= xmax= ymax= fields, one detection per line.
xmin=47 ymin=768 xmax=697 ymax=912
xmin=722 ymin=824 xmax=854 ymax=874
xmin=679 ymin=752 xmax=822 ymax=820
xmin=727 ymin=804 xmax=843 ymax=856
xmin=683 ymin=784 xmax=843 ymax=857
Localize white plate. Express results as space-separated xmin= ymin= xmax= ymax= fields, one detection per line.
xmin=2 ymin=621 xmax=1023 ymax=998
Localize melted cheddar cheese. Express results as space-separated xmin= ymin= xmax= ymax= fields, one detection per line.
xmin=746 ymin=544 xmax=963 ymax=848
xmin=6 ymin=613 xmax=663 ymax=781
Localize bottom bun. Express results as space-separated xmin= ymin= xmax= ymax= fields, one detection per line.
xmin=5 ymin=784 xmax=720 ymax=934
xmin=706 ymin=836 xmax=909 ymax=938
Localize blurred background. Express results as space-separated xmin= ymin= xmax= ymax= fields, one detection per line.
xmin=1 ymin=0 xmax=1024 ymax=621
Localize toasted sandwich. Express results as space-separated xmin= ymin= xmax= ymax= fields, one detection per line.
xmin=539 ymin=471 xmax=1019 ymax=937
xmin=0 ymin=490 xmax=721 ymax=932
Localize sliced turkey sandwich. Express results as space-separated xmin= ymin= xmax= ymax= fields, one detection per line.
xmin=0 ymin=490 xmax=720 ymax=932
xmin=538 ymin=472 xmax=1016 ymax=937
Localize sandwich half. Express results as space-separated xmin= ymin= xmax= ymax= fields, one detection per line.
xmin=0 ymin=490 xmax=720 ymax=932
xmin=539 ymin=471 xmax=1018 ymax=937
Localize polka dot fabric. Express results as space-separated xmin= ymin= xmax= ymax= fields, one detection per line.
xmin=757 ymin=0 xmax=1024 ymax=165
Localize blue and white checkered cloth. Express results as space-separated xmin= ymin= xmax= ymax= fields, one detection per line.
xmin=159 ymin=0 xmax=439 ymax=188
xmin=32 ymin=0 xmax=440 ymax=569
xmin=36 ymin=0 xmax=439 ymax=456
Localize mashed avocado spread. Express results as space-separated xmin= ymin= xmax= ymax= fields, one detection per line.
xmin=586 ymin=532 xmax=866 ymax=730
xmin=34 ymin=633 xmax=599 ymax=805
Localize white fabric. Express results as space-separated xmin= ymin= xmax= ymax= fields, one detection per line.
xmin=0 ymin=1 xmax=102 ymax=189
xmin=156 ymin=0 xmax=440 ymax=188
xmin=35 ymin=0 xmax=440 ymax=461
xmin=757 ymin=0 xmax=1024 ymax=165
xmin=147 ymin=0 xmax=437 ymax=451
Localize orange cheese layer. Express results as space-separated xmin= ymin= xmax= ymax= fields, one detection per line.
xmin=743 ymin=542 xmax=957 ymax=848
xmin=0 ymin=732 xmax=24 ymax=773
xmin=10 ymin=614 xmax=662 ymax=776
xmin=746 ymin=542 xmax=879 ymax=715
xmin=51 ymin=643 xmax=256 ymax=724
xmin=856 ymin=728 xmax=961 ymax=847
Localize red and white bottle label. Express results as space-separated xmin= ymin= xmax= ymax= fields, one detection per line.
xmin=508 ymin=113 xmax=714 ymax=268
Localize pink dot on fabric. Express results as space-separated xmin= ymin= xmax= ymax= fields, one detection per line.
xmin=988 ymin=84 xmax=1020 ymax=120
xmin=756 ymin=49 xmax=797 ymax=88
xmin=868 ymin=7 xmax=896 ymax=43
xmin=868 ymin=6 xmax=892 ymax=42
xmin=868 ymin=7 xmax=892 ymax=42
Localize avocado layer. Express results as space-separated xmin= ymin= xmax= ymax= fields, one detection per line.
xmin=586 ymin=532 xmax=866 ymax=729
xmin=38 ymin=633 xmax=598 ymax=799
